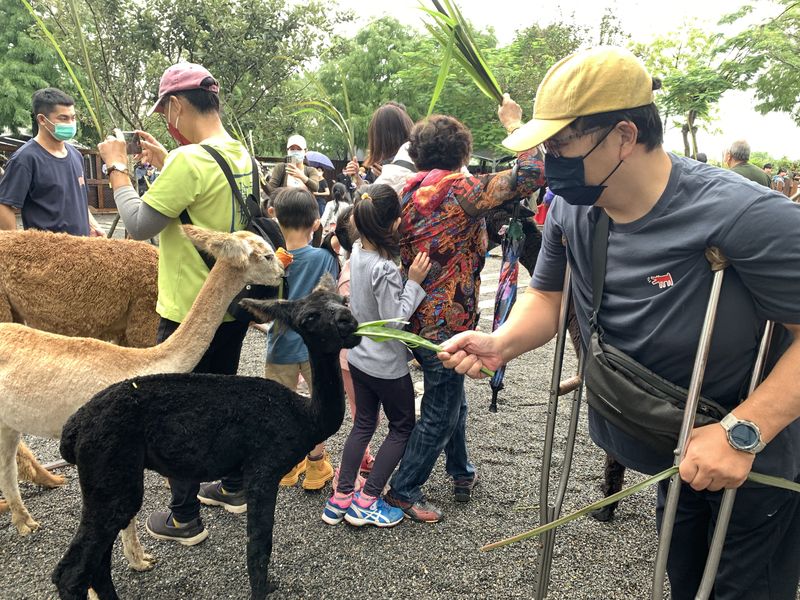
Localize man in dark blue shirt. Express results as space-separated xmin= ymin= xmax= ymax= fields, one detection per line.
xmin=0 ymin=88 xmax=102 ymax=236
xmin=441 ymin=47 xmax=800 ymax=599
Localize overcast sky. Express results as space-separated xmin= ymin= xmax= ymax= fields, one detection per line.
xmin=335 ymin=0 xmax=800 ymax=162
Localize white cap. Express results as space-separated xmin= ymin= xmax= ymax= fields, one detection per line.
xmin=286 ymin=134 xmax=307 ymax=150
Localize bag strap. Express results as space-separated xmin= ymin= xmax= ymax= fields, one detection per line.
xmin=391 ymin=158 xmax=417 ymax=172
xmin=590 ymin=210 xmax=610 ymax=333
xmin=201 ymin=144 xmax=259 ymax=224
xmin=179 ymin=145 xmax=260 ymax=271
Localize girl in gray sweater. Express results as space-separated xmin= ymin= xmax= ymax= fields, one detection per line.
xmin=322 ymin=184 xmax=430 ymax=528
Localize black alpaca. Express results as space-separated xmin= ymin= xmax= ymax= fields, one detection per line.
xmin=52 ymin=278 xmax=358 ymax=600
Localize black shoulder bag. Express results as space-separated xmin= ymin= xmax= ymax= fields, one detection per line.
xmin=583 ymin=211 xmax=726 ymax=455
xmin=180 ymin=145 xmax=286 ymax=322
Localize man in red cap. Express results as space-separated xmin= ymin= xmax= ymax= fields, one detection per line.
xmin=98 ymin=62 xmax=259 ymax=545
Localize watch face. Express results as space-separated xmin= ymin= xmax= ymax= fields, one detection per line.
xmin=729 ymin=422 xmax=759 ymax=450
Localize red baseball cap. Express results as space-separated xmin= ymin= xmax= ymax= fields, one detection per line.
xmin=147 ymin=62 xmax=220 ymax=116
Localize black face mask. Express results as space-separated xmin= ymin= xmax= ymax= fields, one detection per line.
xmin=545 ymin=128 xmax=623 ymax=206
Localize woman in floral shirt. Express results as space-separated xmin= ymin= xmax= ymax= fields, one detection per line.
xmin=384 ymin=95 xmax=545 ymax=523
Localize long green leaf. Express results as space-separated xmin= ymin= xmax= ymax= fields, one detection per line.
xmin=482 ymin=467 xmax=800 ymax=551
xmin=427 ymin=26 xmax=456 ymax=116
xmin=66 ymin=0 xmax=106 ymax=133
xmin=355 ymin=322 xmax=495 ymax=377
xmin=481 ymin=467 xmax=679 ymax=551
xmin=747 ymin=471 xmax=800 ymax=493
xmin=421 ymin=0 xmax=503 ymax=104
xmin=19 ymin=0 xmax=103 ymax=137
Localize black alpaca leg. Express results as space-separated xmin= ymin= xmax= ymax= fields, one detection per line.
xmin=590 ymin=453 xmax=626 ymax=522
xmin=54 ymin=460 xmax=145 ymax=599
xmin=245 ymin=473 xmax=280 ymax=599
xmin=53 ymin=515 xmax=120 ymax=600
xmin=88 ymin=542 xmax=119 ymax=600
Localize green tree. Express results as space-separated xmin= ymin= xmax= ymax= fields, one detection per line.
xmin=32 ymin=0 xmax=343 ymax=150
xmin=0 ymin=0 xmax=67 ymax=135
xmin=493 ymin=21 xmax=587 ymax=116
xmin=719 ymin=1 xmax=800 ymax=124
xmin=632 ymin=26 xmax=748 ymax=158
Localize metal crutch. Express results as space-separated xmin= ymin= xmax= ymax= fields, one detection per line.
xmin=694 ymin=320 xmax=774 ymax=599
xmin=532 ymin=265 xmax=586 ymax=599
xmin=651 ymin=247 xmax=729 ymax=598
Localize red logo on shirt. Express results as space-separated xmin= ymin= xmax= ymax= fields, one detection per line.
xmin=648 ymin=273 xmax=674 ymax=289
xmin=78 ymin=176 xmax=85 ymax=187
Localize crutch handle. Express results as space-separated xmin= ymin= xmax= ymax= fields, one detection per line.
xmin=705 ymin=247 xmax=729 ymax=272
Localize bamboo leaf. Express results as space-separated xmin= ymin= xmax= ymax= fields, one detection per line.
xmin=427 ymin=26 xmax=455 ymax=116
xmin=482 ymin=468 xmax=800 ymax=552
xmin=747 ymin=471 xmax=800 ymax=493
xmin=19 ymin=0 xmax=104 ymax=138
xmin=355 ymin=322 xmax=495 ymax=377
xmin=66 ymin=0 xmax=107 ymax=132
xmin=420 ymin=0 xmax=503 ymax=104
xmin=481 ymin=467 xmax=679 ymax=551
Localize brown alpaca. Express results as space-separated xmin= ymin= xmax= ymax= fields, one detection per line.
xmin=0 ymin=229 xmax=159 ymax=345
xmin=0 ymin=230 xmax=160 ymax=514
xmin=0 ymin=226 xmax=285 ymax=572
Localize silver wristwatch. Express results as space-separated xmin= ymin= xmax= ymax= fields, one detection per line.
xmin=720 ymin=413 xmax=766 ymax=454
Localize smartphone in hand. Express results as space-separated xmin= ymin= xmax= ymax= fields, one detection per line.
xmin=122 ymin=131 xmax=141 ymax=154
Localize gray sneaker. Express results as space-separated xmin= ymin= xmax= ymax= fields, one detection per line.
xmin=453 ymin=473 xmax=478 ymax=503
xmin=145 ymin=511 xmax=208 ymax=546
xmin=198 ymin=482 xmax=248 ymax=514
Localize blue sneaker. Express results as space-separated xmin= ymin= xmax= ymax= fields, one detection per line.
xmin=344 ymin=494 xmax=405 ymax=527
xmin=321 ymin=495 xmax=351 ymax=525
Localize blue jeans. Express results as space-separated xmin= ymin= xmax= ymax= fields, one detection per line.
xmin=389 ymin=347 xmax=475 ymax=504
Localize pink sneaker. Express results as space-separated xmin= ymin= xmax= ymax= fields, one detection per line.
xmin=332 ymin=467 xmax=365 ymax=493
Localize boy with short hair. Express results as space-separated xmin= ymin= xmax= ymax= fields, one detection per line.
xmin=267 ymin=187 xmax=340 ymax=489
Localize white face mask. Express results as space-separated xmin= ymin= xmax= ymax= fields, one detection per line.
xmin=288 ymin=150 xmax=305 ymax=164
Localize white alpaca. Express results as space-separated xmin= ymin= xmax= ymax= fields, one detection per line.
xmin=0 ymin=226 xmax=285 ymax=571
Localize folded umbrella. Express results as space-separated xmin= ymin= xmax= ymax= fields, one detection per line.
xmin=305 ymin=150 xmax=335 ymax=170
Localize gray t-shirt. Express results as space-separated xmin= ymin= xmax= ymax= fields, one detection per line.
xmin=347 ymin=241 xmax=426 ymax=379
xmin=532 ymin=153 xmax=800 ymax=477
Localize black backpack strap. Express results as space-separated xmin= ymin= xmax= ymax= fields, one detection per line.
xmin=391 ymin=158 xmax=417 ymax=172
xmin=178 ymin=208 xmax=216 ymax=271
xmin=590 ymin=210 xmax=610 ymax=334
xmin=201 ymin=144 xmax=257 ymax=224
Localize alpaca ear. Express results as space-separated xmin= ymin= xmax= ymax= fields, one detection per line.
xmin=239 ymin=298 xmax=292 ymax=323
xmin=314 ymin=273 xmax=336 ymax=293
xmin=182 ymin=225 xmax=250 ymax=268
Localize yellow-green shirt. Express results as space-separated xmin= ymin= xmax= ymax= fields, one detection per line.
xmin=143 ymin=136 xmax=253 ymax=322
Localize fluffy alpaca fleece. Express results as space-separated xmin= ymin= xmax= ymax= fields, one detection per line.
xmin=0 ymin=226 xmax=284 ymax=572
xmin=0 ymin=230 xmax=160 ymax=513
xmin=53 ymin=280 xmax=359 ymax=600
xmin=0 ymin=229 xmax=159 ymax=346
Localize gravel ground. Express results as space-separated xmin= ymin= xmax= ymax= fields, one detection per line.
xmin=0 ymin=318 xmax=671 ymax=600
xmin=2 ymin=216 xmax=668 ymax=599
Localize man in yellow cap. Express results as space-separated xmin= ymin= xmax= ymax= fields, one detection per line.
xmin=440 ymin=46 xmax=800 ymax=599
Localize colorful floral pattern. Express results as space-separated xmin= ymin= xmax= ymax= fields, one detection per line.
xmin=400 ymin=149 xmax=545 ymax=343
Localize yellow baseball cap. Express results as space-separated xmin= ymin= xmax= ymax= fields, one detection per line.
xmin=503 ymin=46 xmax=655 ymax=152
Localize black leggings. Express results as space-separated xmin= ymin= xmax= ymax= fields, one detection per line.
xmin=156 ymin=317 xmax=248 ymax=522
xmin=336 ymin=364 xmax=415 ymax=498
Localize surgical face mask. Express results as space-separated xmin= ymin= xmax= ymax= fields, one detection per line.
xmin=166 ymin=101 xmax=192 ymax=146
xmin=41 ymin=115 xmax=77 ymax=141
xmin=288 ymin=150 xmax=305 ymax=165
xmin=544 ymin=127 xmax=622 ymax=207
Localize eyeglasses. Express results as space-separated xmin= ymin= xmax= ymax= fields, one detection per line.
xmin=542 ymin=126 xmax=609 ymax=158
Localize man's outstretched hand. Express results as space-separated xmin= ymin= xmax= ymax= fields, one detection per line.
xmin=438 ymin=331 xmax=505 ymax=379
